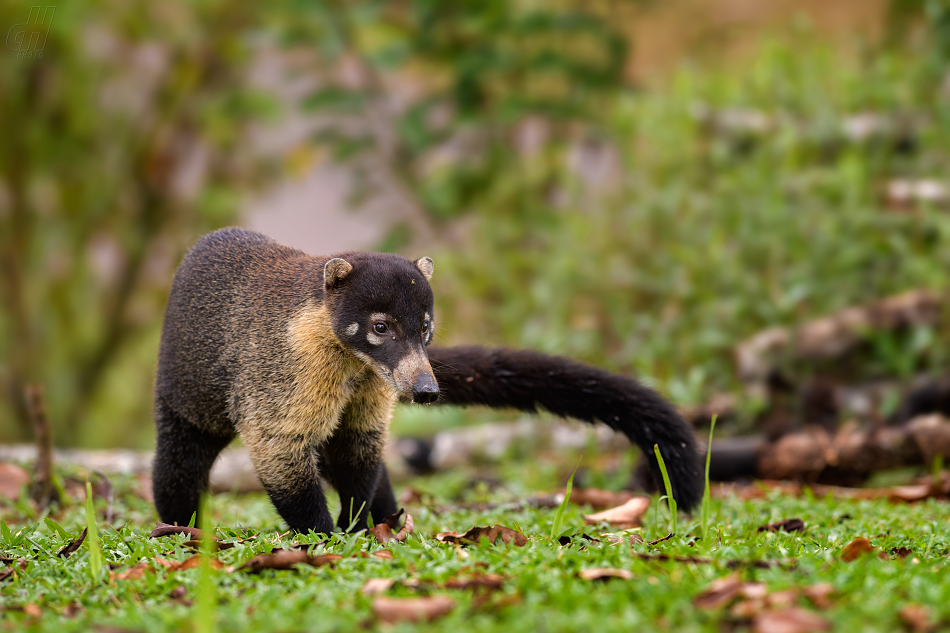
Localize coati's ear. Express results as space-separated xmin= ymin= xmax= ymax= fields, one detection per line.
xmin=414 ymin=256 xmax=434 ymax=281
xmin=324 ymin=257 xmax=352 ymax=290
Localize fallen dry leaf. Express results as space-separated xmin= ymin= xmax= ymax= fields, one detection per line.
xmin=568 ymin=488 xmax=636 ymax=510
xmin=239 ymin=550 xmax=342 ymax=573
xmin=801 ymin=583 xmax=836 ymax=609
xmin=362 ymin=578 xmax=395 ymax=595
xmin=435 ymin=525 xmax=528 ymax=547
xmin=891 ymin=547 xmax=914 ymax=560
xmin=110 ymin=561 xmax=151 ymax=582
xmin=62 ymin=601 xmax=85 ymax=618
xmin=758 ymin=519 xmax=805 ymax=533
xmin=370 ymin=510 xmax=415 ymax=544
xmin=444 ymin=573 xmax=506 ymax=590
xmin=372 ymin=550 xmax=394 ymax=561
xmin=578 ymin=568 xmax=633 ymax=581
xmin=583 ymin=496 xmax=651 ymax=529
xmin=840 ymin=537 xmax=880 ymax=562
xmin=149 ymin=523 xmax=212 ymax=540
xmin=23 ymin=602 xmax=42 ymax=618
xmin=372 ymin=596 xmax=455 ymax=624
xmin=0 ymin=463 xmax=29 ymax=500
xmin=752 ymin=607 xmax=832 ymax=633
xmin=400 ymin=486 xmax=425 ymax=505
xmin=899 ymin=603 xmax=934 ymax=633
xmin=169 ymin=585 xmax=188 ymax=599
xmin=694 ymin=574 xmax=768 ymax=610
xmin=58 ymin=528 xmax=87 ymax=558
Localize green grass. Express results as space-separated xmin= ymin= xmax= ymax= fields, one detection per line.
xmin=2 ymin=462 xmax=949 ymax=633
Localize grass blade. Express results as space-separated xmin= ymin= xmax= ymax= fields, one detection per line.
xmin=701 ymin=414 xmax=718 ymax=542
xmin=195 ymin=493 xmax=216 ymax=633
xmin=549 ymin=460 xmax=579 ymax=540
xmin=653 ymin=444 xmax=677 ymax=536
xmin=85 ymin=481 xmax=102 ymax=581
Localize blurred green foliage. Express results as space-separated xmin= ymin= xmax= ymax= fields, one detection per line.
xmin=2 ymin=1 xmax=949 ymax=447
xmin=0 ymin=1 xmax=279 ymax=446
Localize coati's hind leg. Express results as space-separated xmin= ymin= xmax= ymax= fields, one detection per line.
xmin=152 ymin=398 xmax=234 ymax=526
xmin=321 ymin=374 xmax=397 ymax=531
xmin=242 ymin=429 xmax=335 ymax=534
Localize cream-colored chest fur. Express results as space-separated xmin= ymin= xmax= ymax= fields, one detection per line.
xmin=273 ymin=302 xmax=394 ymax=440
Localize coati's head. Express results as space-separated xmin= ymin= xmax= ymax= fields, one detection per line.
xmin=323 ymin=252 xmax=439 ymax=404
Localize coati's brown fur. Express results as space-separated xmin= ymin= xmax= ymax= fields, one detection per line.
xmin=153 ymin=228 xmax=702 ymax=533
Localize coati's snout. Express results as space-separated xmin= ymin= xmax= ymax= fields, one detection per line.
xmin=412 ymin=373 xmax=439 ymax=404
xmin=324 ymin=251 xmax=439 ymax=403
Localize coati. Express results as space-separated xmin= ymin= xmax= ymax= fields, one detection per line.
xmin=153 ymin=228 xmax=702 ymax=533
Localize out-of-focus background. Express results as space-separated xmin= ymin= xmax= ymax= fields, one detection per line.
xmin=2 ymin=0 xmax=949 ymax=451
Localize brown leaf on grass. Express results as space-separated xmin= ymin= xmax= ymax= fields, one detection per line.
xmin=372 ymin=549 xmax=394 ymax=561
xmin=0 ymin=559 xmax=25 ymax=582
xmin=578 ymin=568 xmax=633 ymax=581
xmin=752 ymin=607 xmax=832 ymax=633
xmin=0 ymin=463 xmax=29 ymax=500
xmin=444 ymin=573 xmax=506 ymax=590
xmin=62 ymin=601 xmax=85 ymax=618
xmin=568 ymin=488 xmax=636 ymax=510
xmin=23 ymin=602 xmax=42 ymax=618
xmin=109 ymin=561 xmax=152 ymax=583
xmin=372 ymin=596 xmax=455 ymax=624
xmin=694 ymin=574 xmax=768 ymax=610
xmin=149 ymin=522 xmax=212 ymax=540
xmin=169 ymin=585 xmax=188 ymax=599
xmin=801 ymin=583 xmax=836 ymax=609
xmin=362 ymin=578 xmax=395 ymax=595
xmin=583 ymin=496 xmax=651 ymax=529
xmin=899 ymin=604 xmax=935 ymax=633
xmin=840 ymin=537 xmax=879 ymax=562
xmin=58 ymin=528 xmax=87 ymax=558
xmin=758 ymin=519 xmax=805 ymax=533
xmin=400 ymin=486 xmax=425 ymax=505
xmin=891 ymin=546 xmax=914 ymax=560
xmin=238 ymin=549 xmax=342 ymax=573
xmin=371 ymin=511 xmax=415 ymax=544
xmin=435 ymin=525 xmax=528 ymax=547
xmin=155 ymin=555 xmax=223 ymax=572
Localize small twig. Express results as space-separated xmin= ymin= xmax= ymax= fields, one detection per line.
xmin=647 ymin=533 xmax=674 ymax=546
xmin=25 ymin=384 xmax=59 ymax=510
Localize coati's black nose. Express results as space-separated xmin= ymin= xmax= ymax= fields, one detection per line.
xmin=412 ymin=374 xmax=439 ymax=404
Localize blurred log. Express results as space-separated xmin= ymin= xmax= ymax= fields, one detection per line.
xmin=24 ymin=384 xmax=60 ymax=509
xmin=734 ymin=289 xmax=943 ymax=388
xmin=756 ymin=415 xmax=950 ymax=486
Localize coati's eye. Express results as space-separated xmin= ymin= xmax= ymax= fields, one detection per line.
xmin=374 ymin=322 xmax=388 ymax=334
xmin=421 ymin=321 xmax=429 ymax=334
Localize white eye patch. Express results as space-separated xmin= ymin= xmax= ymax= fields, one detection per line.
xmin=366 ymin=312 xmax=394 ymax=346
xmin=344 ymin=323 xmax=359 ymax=337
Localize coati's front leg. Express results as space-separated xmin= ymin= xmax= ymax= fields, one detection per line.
xmin=320 ymin=375 xmax=397 ymax=531
xmin=242 ymin=428 xmax=335 ymax=534
xmin=153 ymin=397 xmax=235 ymax=527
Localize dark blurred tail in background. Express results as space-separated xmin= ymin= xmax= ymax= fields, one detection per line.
xmin=427 ymin=345 xmax=704 ymax=511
